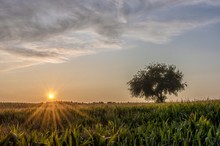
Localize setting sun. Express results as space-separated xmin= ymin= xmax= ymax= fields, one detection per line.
xmin=48 ymin=93 xmax=55 ymax=100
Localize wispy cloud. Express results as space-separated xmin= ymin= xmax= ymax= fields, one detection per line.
xmin=0 ymin=0 xmax=220 ymax=70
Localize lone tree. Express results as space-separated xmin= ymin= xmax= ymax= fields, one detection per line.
xmin=128 ymin=63 xmax=187 ymax=103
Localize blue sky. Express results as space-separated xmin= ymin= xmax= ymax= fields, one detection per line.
xmin=0 ymin=0 xmax=220 ymax=102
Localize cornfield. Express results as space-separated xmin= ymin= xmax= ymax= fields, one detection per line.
xmin=1 ymin=101 xmax=220 ymax=145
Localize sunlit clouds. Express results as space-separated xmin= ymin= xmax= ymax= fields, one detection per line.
xmin=0 ymin=0 xmax=220 ymax=71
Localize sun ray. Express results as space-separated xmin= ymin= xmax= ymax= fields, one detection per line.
xmin=23 ymin=103 xmax=46 ymax=127
xmin=58 ymin=102 xmax=94 ymax=124
xmin=56 ymin=102 xmax=73 ymax=127
xmin=52 ymin=103 xmax=58 ymax=129
xmin=54 ymin=103 xmax=64 ymax=130
xmin=41 ymin=104 xmax=52 ymax=129
xmin=63 ymin=102 xmax=92 ymax=120
xmin=23 ymin=101 xmax=96 ymax=132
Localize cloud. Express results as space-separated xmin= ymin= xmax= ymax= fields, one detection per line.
xmin=0 ymin=0 xmax=220 ymax=70
xmin=125 ymin=19 xmax=220 ymax=44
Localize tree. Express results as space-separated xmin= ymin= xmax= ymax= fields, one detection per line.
xmin=127 ymin=63 xmax=187 ymax=103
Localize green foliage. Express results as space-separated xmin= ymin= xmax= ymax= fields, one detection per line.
xmin=128 ymin=63 xmax=187 ymax=102
xmin=1 ymin=101 xmax=220 ymax=145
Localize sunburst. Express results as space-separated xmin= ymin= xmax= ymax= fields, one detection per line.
xmin=23 ymin=102 xmax=91 ymax=131
xmin=48 ymin=93 xmax=55 ymax=100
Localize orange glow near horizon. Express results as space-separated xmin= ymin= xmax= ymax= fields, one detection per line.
xmin=46 ymin=87 xmax=58 ymax=101
xmin=48 ymin=93 xmax=55 ymax=99
xmin=47 ymin=90 xmax=57 ymax=100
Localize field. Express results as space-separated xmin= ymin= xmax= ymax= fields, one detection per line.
xmin=1 ymin=101 xmax=220 ymax=146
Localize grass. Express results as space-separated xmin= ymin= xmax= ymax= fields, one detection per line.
xmin=1 ymin=100 xmax=220 ymax=145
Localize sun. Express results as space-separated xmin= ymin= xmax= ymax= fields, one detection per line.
xmin=48 ymin=93 xmax=55 ymax=100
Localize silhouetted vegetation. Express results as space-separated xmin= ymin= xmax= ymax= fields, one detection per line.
xmin=128 ymin=63 xmax=187 ymax=103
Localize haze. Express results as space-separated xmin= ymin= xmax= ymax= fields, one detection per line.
xmin=0 ymin=0 xmax=220 ymax=102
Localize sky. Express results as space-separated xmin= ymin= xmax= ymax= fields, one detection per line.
xmin=0 ymin=0 xmax=220 ymax=102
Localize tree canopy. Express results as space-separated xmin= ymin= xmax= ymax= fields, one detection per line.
xmin=127 ymin=63 xmax=187 ymax=103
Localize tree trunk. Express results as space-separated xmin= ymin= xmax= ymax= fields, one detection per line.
xmin=156 ymin=93 xmax=165 ymax=103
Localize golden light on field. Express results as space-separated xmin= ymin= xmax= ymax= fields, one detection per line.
xmin=24 ymin=102 xmax=91 ymax=130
